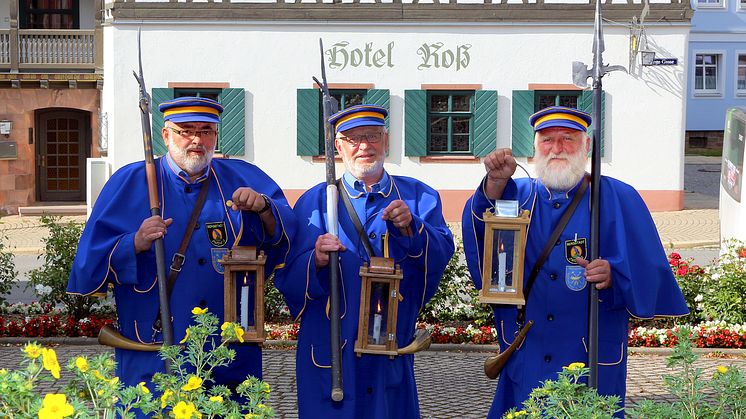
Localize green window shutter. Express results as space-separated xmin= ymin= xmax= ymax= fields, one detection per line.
xmin=472 ymin=90 xmax=498 ymax=157
xmin=579 ymin=90 xmax=606 ymax=157
xmin=364 ymin=89 xmax=391 ymax=130
xmin=404 ymin=90 xmax=427 ymax=157
xmin=511 ymin=90 xmax=535 ymax=158
xmin=150 ymin=88 xmax=174 ymax=156
xmin=218 ymin=88 xmax=245 ymax=156
xmin=297 ymin=88 xmax=322 ymax=156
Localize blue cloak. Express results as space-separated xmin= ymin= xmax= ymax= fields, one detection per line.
xmin=275 ymin=173 xmax=454 ymax=419
xmin=67 ymin=157 xmax=296 ymax=391
xmin=462 ymin=176 xmax=689 ymax=418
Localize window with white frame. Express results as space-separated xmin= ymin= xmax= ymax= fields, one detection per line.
xmin=738 ymin=54 xmax=746 ymax=95
xmin=740 ymin=0 xmax=746 ymax=10
xmin=697 ymin=0 xmax=725 ymax=8
xmin=694 ymin=53 xmax=722 ymax=96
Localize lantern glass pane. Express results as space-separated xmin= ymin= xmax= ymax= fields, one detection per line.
xmin=237 ymin=271 xmax=257 ymax=330
xmin=489 ymin=230 xmax=517 ymax=293
xmin=368 ymin=282 xmax=390 ymax=345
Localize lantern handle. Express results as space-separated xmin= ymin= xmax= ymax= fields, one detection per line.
xmin=492 ymin=162 xmax=534 ymax=214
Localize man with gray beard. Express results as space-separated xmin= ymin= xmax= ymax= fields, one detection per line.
xmin=275 ymin=104 xmax=454 ymax=418
xmin=68 ymin=97 xmax=297 ymax=407
xmin=461 ymin=106 xmax=687 ymax=418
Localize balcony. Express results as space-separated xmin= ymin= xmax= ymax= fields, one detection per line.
xmin=0 ymin=29 xmax=102 ymax=72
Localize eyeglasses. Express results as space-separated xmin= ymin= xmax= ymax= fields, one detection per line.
xmin=167 ymin=126 xmax=218 ymax=139
xmin=338 ymin=133 xmax=383 ymax=146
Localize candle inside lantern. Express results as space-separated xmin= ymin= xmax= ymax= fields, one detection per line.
xmin=498 ymin=242 xmax=507 ymax=292
xmin=372 ymin=300 xmax=382 ymax=345
xmin=240 ymin=274 xmax=249 ymax=329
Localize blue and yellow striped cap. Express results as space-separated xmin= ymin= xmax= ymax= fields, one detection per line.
xmin=328 ymin=104 xmax=387 ymax=133
xmin=529 ymin=106 xmax=592 ymax=132
xmin=159 ymin=97 xmax=223 ymax=124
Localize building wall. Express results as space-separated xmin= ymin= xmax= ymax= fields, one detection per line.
xmin=1 ymin=2 xmax=9 ymax=30
xmin=0 ymin=89 xmax=101 ymax=215
xmin=686 ymin=0 xmax=746 ymax=131
xmin=104 ymin=19 xmax=689 ymax=219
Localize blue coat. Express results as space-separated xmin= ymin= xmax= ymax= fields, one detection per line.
xmin=275 ymin=173 xmax=454 ymax=419
xmin=462 ymin=176 xmax=689 ymax=418
xmin=67 ymin=157 xmax=295 ymax=391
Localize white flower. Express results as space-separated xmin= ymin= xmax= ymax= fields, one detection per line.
xmin=694 ymin=294 xmax=703 ymax=302
xmin=35 ymin=284 xmax=53 ymax=296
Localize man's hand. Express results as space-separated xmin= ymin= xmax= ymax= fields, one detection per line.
xmin=314 ymin=233 xmax=346 ymax=269
xmin=134 ymin=216 xmax=174 ymax=253
xmin=576 ymin=257 xmax=612 ymax=290
xmin=382 ymin=200 xmax=413 ymax=236
xmin=483 ymin=149 xmax=517 ymax=200
xmin=231 ymin=187 xmax=268 ymax=213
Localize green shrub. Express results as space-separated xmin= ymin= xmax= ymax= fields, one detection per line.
xmin=419 ymin=239 xmax=493 ymax=326
xmin=27 ymin=216 xmax=91 ymax=321
xmin=701 ymin=240 xmax=746 ymax=324
xmin=0 ymin=235 xmax=17 ymax=305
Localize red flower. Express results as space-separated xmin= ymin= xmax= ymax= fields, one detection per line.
xmin=677 ymin=266 xmax=689 ymax=276
xmin=738 ymin=248 xmax=746 ymax=258
xmin=669 ymin=252 xmax=682 ymax=260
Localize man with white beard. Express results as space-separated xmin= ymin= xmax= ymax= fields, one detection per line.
xmin=461 ymin=106 xmax=688 ymax=418
xmin=275 ymin=105 xmax=454 ymax=418
xmin=68 ymin=97 xmax=296 ymax=405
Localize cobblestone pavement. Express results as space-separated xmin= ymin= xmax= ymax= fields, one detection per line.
xmin=2 ymin=344 xmax=744 ymax=418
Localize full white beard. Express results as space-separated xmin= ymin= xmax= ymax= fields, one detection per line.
xmin=344 ymin=155 xmax=385 ymax=182
xmin=169 ymin=143 xmax=214 ymax=176
xmin=535 ymin=150 xmax=588 ymax=191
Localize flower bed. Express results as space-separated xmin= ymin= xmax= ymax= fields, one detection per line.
xmin=628 ymin=321 xmax=746 ymax=349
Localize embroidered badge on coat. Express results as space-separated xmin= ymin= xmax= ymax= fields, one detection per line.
xmin=206 ymin=222 xmax=228 ymax=247
xmin=565 ymin=238 xmax=587 ymax=264
xmin=565 ymin=265 xmax=587 ymax=291
xmin=211 ymin=248 xmax=229 ymax=274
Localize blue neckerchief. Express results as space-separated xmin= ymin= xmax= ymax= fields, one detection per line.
xmin=163 ymin=152 xmax=210 ymax=184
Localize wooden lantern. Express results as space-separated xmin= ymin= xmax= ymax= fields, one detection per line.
xmin=354 ymin=257 xmax=403 ymax=358
xmin=219 ymin=246 xmax=267 ymax=344
xmin=480 ymin=210 xmax=530 ymax=306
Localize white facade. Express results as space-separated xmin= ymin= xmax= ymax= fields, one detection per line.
xmin=101 ymin=1 xmax=692 ymax=219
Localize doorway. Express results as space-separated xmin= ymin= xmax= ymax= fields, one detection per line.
xmin=36 ymin=108 xmax=90 ymax=201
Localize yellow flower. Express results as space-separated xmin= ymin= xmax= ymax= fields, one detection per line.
xmin=209 ymin=395 xmax=223 ymax=403
xmin=179 ymin=329 xmax=191 ymax=344
xmin=0 ymin=369 xmax=7 ymax=375
xmin=38 ymin=394 xmax=74 ymax=419
xmin=192 ymin=306 xmax=208 ymax=315
xmin=97 ymin=389 xmax=104 ymax=396
xmin=160 ymin=389 xmax=174 ymax=409
xmin=23 ymin=343 xmax=43 ymax=359
xmin=261 ymin=382 xmax=270 ymax=394
xmin=41 ymin=348 xmax=61 ymax=379
xmin=566 ymin=362 xmax=586 ymax=371
xmin=110 ymin=376 xmax=119 ymax=386
xmin=506 ymin=414 xmax=514 ymax=419
xmin=234 ymin=326 xmax=245 ymax=343
xmin=515 ymin=411 xmax=528 ymax=417
xmin=717 ymin=366 xmax=729 ymax=374
xmin=256 ymin=404 xmax=266 ymax=410
xmin=138 ymin=381 xmax=150 ymax=394
xmin=75 ymin=357 xmax=88 ymax=373
xmin=244 ymin=414 xmax=259 ymax=419
xmin=220 ymin=322 xmax=231 ymax=332
xmin=173 ymin=401 xmax=197 ymax=419
xmin=181 ymin=375 xmax=203 ymax=391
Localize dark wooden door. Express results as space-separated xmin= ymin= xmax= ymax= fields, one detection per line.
xmin=37 ymin=109 xmax=89 ymax=201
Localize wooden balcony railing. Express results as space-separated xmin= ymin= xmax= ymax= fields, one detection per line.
xmin=0 ymin=29 xmax=102 ymax=72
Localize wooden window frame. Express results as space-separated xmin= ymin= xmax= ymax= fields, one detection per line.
xmin=426 ymin=90 xmax=475 ymax=156
xmin=19 ymin=0 xmax=79 ymax=30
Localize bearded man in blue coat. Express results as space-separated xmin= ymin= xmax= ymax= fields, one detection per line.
xmin=67 ymin=97 xmax=296 ymax=398
xmin=275 ymin=105 xmax=454 ymax=418
xmin=462 ymin=106 xmax=689 ymax=418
